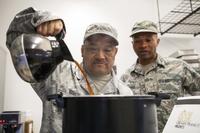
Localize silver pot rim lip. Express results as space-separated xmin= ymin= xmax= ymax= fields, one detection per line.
xmin=63 ymin=95 xmax=156 ymax=99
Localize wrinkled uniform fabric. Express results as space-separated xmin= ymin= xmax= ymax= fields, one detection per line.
xmin=6 ymin=7 xmax=133 ymax=133
xmin=121 ymin=54 xmax=200 ymax=133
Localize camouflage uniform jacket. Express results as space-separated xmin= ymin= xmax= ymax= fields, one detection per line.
xmin=6 ymin=7 xmax=133 ymax=133
xmin=121 ymin=54 xmax=200 ymax=132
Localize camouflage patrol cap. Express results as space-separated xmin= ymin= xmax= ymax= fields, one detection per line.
xmin=84 ymin=23 xmax=118 ymax=45
xmin=130 ymin=20 xmax=158 ymax=37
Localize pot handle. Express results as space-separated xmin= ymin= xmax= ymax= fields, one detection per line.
xmin=148 ymin=92 xmax=170 ymax=106
xmin=47 ymin=93 xmax=64 ymax=108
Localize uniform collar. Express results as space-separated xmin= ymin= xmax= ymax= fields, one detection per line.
xmin=131 ymin=54 xmax=166 ymax=75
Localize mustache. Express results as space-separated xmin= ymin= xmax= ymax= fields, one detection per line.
xmin=93 ymin=59 xmax=108 ymax=64
xmin=138 ymin=49 xmax=149 ymax=52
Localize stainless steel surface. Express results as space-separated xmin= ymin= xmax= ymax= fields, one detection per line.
xmin=169 ymin=49 xmax=200 ymax=73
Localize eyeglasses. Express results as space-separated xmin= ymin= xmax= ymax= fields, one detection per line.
xmin=84 ymin=45 xmax=116 ymax=56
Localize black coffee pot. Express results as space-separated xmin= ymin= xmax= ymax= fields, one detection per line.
xmin=9 ymin=34 xmax=74 ymax=83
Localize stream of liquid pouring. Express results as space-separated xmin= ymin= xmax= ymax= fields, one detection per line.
xmin=74 ymin=60 xmax=94 ymax=95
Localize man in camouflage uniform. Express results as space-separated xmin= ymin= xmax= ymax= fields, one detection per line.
xmin=6 ymin=7 xmax=132 ymax=133
xmin=120 ymin=20 xmax=200 ymax=133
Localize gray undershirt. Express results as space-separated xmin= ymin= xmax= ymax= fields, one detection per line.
xmin=90 ymin=74 xmax=112 ymax=94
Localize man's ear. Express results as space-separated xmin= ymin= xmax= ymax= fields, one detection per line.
xmin=156 ymin=38 xmax=160 ymax=47
xmin=81 ymin=45 xmax=84 ymax=57
xmin=115 ymin=47 xmax=118 ymax=55
xmin=131 ymin=41 xmax=135 ymax=51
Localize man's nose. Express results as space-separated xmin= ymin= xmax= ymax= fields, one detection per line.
xmin=140 ymin=41 xmax=148 ymax=48
xmin=96 ymin=49 xmax=106 ymax=58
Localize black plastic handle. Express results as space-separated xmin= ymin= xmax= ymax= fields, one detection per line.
xmin=148 ymin=92 xmax=171 ymax=106
xmin=47 ymin=93 xmax=64 ymax=108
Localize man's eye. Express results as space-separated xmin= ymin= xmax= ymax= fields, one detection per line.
xmin=104 ymin=48 xmax=112 ymax=53
xmin=146 ymin=39 xmax=151 ymax=42
xmin=88 ymin=47 xmax=98 ymax=52
xmin=134 ymin=40 xmax=141 ymax=43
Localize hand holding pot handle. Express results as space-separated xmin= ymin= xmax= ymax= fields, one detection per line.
xmin=36 ymin=19 xmax=63 ymax=37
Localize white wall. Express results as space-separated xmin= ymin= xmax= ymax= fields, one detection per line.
xmin=1 ymin=0 xmax=200 ymax=132
xmin=0 ymin=46 xmax=6 ymax=112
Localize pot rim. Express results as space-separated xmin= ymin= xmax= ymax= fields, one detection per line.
xmin=63 ymin=95 xmax=156 ymax=99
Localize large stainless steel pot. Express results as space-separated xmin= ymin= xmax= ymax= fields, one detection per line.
xmin=62 ymin=95 xmax=159 ymax=133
